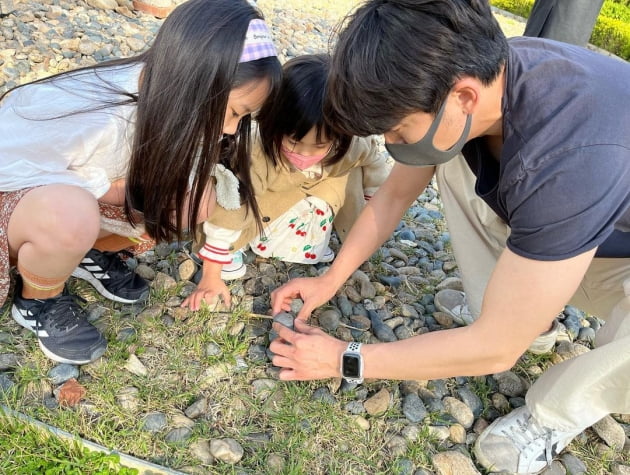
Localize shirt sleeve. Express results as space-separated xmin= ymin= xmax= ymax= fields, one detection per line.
xmin=198 ymin=221 xmax=242 ymax=264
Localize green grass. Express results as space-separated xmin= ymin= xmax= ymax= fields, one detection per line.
xmin=0 ymin=408 xmax=138 ymax=474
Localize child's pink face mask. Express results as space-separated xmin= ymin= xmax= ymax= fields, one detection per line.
xmin=281 ymin=145 xmax=331 ymax=170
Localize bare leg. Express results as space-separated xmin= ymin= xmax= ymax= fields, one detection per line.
xmin=8 ymin=184 xmax=100 ymax=298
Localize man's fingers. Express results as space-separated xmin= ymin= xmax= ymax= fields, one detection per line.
xmin=277 ymin=368 xmax=299 ymax=381
xmin=296 ymin=305 xmax=314 ymax=321
xmin=271 ymin=287 xmax=299 ymax=314
xmin=272 ymin=322 xmax=297 ymax=344
xmin=293 ymin=318 xmax=312 ymax=332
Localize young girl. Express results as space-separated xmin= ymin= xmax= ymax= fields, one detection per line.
xmin=0 ymin=0 xmax=281 ymax=365
xmin=183 ymin=54 xmax=390 ymax=311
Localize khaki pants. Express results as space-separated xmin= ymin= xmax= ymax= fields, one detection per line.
xmin=436 ymin=155 xmax=630 ymax=431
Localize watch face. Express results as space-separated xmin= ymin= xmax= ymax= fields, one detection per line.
xmin=342 ymin=354 xmax=360 ymax=378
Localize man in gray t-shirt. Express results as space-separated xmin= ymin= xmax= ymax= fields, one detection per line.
xmin=268 ymin=1 xmax=630 ymax=474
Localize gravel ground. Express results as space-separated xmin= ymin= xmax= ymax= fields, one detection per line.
xmin=1 ymin=1 xmax=629 ymax=474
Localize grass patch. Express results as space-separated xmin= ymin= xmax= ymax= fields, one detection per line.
xmin=0 ymin=408 xmax=138 ymax=474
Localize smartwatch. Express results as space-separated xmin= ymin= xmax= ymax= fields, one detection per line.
xmin=341 ymin=342 xmax=363 ymax=384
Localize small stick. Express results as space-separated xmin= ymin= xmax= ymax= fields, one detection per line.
xmin=226 ymin=312 xmax=368 ymax=332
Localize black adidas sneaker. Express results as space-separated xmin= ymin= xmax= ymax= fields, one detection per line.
xmin=11 ymin=276 xmax=107 ymax=365
xmin=71 ymin=249 xmax=149 ymax=304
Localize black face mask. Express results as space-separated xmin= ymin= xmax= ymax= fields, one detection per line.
xmin=385 ymin=99 xmax=472 ymax=167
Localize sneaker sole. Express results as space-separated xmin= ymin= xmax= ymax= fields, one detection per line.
xmin=316 ymin=253 xmax=335 ymax=263
xmin=220 ymin=264 xmax=247 ymax=281
xmin=38 ymin=339 xmax=107 ymax=365
xmin=71 ymin=268 xmax=148 ymax=304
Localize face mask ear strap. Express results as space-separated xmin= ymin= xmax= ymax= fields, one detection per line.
xmin=424 ymin=98 xmax=449 ymax=138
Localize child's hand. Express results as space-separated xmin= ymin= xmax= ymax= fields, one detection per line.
xmin=181 ymin=275 xmax=232 ymax=310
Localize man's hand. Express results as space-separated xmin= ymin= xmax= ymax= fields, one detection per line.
xmin=269 ymin=319 xmax=347 ymax=381
xmin=271 ymin=274 xmax=337 ymax=321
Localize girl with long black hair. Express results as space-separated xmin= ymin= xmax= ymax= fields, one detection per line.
xmin=0 ymin=0 xmax=281 ymax=365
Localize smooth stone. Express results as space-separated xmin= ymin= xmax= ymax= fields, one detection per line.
xmin=353 ymin=415 xmax=370 ymax=431
xmin=252 ymin=378 xmax=277 ymax=400
xmin=344 ymin=400 xmax=366 ymax=415
xmin=385 ymin=434 xmax=407 ymax=457
xmin=539 ymin=460 xmax=566 ymax=475
xmin=431 ymin=451 xmax=480 ymax=475
xmin=559 ymin=453 xmax=587 ymax=474
xmin=0 ymin=353 xmax=19 ymax=370
xmin=142 ymin=412 xmax=167 ymax=432
xmin=205 ymin=342 xmax=222 ymax=357
xmin=189 ymin=439 xmax=214 ymax=465
xmin=184 ymin=397 xmax=208 ymax=419
xmin=428 ymin=425 xmax=450 ymax=442
xmin=209 ymin=438 xmax=244 ymax=464
xmin=273 ymin=312 xmax=294 ymax=330
xmin=457 ymin=385 xmax=484 ymax=418
xmin=336 ymin=295 xmax=354 ymax=316
xmin=165 ymin=427 xmax=192 ymax=444
xmin=577 ymin=327 xmax=596 ymax=343
xmin=152 ymin=272 xmax=177 ymax=291
xmin=491 ymin=392 xmax=510 ymax=412
xmin=402 ymin=393 xmax=428 ymax=423
xmin=266 ymin=453 xmax=285 ymax=474
xmin=318 ymin=308 xmax=341 ymax=331
xmin=364 ymin=388 xmax=390 ymax=415
xmin=393 ymin=458 xmax=414 ymax=475
xmin=592 ymin=415 xmax=627 ymax=450
xmin=493 ymin=371 xmax=526 ymax=397
xmin=116 ymin=327 xmax=137 ymax=342
xmin=312 ymin=387 xmax=336 ymax=405
xmin=0 ymin=373 xmax=15 ymax=392
xmin=134 ymin=263 xmax=156 ymax=280
xmin=443 ymin=396 xmax=474 ymax=429
xmin=449 ymin=423 xmax=467 ymax=444
xmin=47 ymin=364 xmax=79 ymax=385
xmin=397 ymin=230 xmax=416 ymax=241
xmin=124 ymin=354 xmax=148 ymax=376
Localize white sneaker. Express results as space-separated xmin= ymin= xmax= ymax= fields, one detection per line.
xmin=221 ymin=251 xmax=246 ymax=280
xmin=317 ymin=247 xmax=335 ymax=263
xmin=474 ymin=406 xmax=582 ymax=474
xmin=527 ymin=318 xmax=560 ymax=355
xmin=433 ymin=289 xmax=475 ymax=325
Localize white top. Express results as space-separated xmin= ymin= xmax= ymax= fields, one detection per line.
xmin=0 ymin=63 xmax=142 ymax=198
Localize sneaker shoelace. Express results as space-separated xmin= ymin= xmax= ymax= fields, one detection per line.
xmin=38 ymin=294 xmax=88 ymax=332
xmin=501 ymin=411 xmax=556 ymax=465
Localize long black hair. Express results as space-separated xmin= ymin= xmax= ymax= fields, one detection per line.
xmin=326 ymin=0 xmax=508 ymax=136
xmin=1 ymin=0 xmax=282 ymax=242
xmin=257 ymin=54 xmax=352 ymax=169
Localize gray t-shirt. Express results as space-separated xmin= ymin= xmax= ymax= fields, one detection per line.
xmin=463 ymin=37 xmax=630 ymax=260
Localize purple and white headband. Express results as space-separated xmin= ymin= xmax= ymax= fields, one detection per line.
xmin=239 ymin=19 xmax=277 ymax=63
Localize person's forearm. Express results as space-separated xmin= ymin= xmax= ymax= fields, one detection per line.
xmin=361 ymin=325 xmax=514 ymax=381
xmin=360 ymin=247 xmax=597 ymax=381
xmin=201 ymin=259 xmax=223 ymax=283
xmin=325 ymin=164 xmax=434 ymax=288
